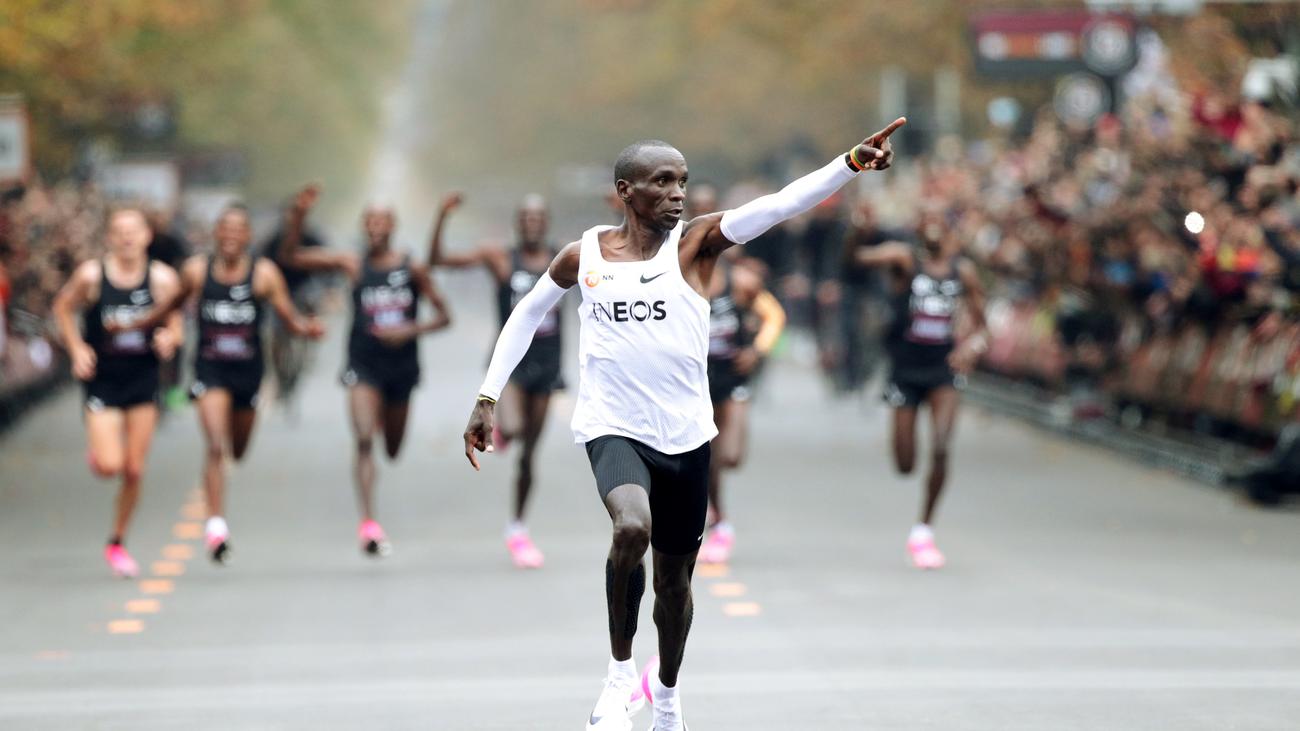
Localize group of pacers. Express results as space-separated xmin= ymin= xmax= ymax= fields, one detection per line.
xmin=55 ymin=115 xmax=989 ymax=731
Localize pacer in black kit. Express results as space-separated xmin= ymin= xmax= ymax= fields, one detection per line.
xmin=278 ymin=185 xmax=451 ymax=557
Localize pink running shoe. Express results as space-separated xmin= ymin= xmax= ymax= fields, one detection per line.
xmin=359 ymin=519 xmax=392 ymax=558
xmin=205 ymin=520 xmax=231 ymax=565
xmin=104 ymin=544 xmax=139 ymax=579
xmin=907 ymin=536 xmax=946 ymax=570
xmin=697 ymin=525 xmax=734 ymax=565
xmin=639 ymin=655 xmax=660 ymax=708
xmin=491 ymin=424 xmax=509 ymax=454
xmin=506 ymin=530 xmax=544 ymax=569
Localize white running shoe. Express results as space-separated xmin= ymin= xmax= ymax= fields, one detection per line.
xmin=586 ymin=672 xmax=645 ymax=731
xmin=641 ymin=656 xmax=687 ymax=731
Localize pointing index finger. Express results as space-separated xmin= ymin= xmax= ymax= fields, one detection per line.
xmin=872 ymin=117 xmax=907 ymax=143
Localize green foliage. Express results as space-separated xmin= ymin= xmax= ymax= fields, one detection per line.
xmin=0 ymin=0 xmax=415 ymax=200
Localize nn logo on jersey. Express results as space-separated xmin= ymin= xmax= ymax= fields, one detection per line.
xmin=584 ymin=270 xmax=615 ymax=288
xmin=590 ymin=300 xmax=667 ymax=323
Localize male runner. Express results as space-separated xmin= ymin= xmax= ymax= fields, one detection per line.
xmin=854 ymin=212 xmax=987 ymax=569
xmin=279 ymin=186 xmax=452 ymax=556
xmin=429 ymin=192 xmax=562 ymax=568
xmin=463 ymin=117 xmax=904 ymax=731
xmin=161 ymin=205 xmax=324 ymax=563
xmin=145 ymin=209 xmax=190 ymax=410
xmin=261 ymin=203 xmax=328 ymax=410
xmin=699 ymin=256 xmax=785 ymax=564
xmin=52 ymin=207 xmax=184 ymax=577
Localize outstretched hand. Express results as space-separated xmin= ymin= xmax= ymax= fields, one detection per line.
xmin=854 ymin=117 xmax=907 ymax=171
xmin=463 ymin=399 xmax=496 ymax=471
xmin=293 ymin=183 xmax=321 ymax=215
xmin=440 ymin=192 xmax=464 ymax=213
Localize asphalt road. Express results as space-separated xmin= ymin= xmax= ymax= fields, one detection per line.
xmin=2 ymin=294 xmax=1298 ymax=730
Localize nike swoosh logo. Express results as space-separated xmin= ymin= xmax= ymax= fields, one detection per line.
xmin=640 ymin=272 xmax=666 ymax=284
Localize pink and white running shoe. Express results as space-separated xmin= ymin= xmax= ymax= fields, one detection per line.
xmin=907 ymin=535 xmax=946 ymax=570
xmin=491 ymin=424 xmax=509 ymax=454
xmin=505 ymin=529 xmax=544 ymax=569
xmin=639 ymin=655 xmax=660 ymax=709
xmin=697 ymin=525 xmax=734 ymax=565
xmin=205 ymin=517 xmax=231 ymax=565
xmin=104 ymin=544 xmax=139 ymax=579
xmin=359 ymin=519 xmax=392 ymax=558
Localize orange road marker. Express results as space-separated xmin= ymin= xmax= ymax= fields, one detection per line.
xmin=172 ymin=522 xmax=202 ymax=540
xmin=107 ymin=619 xmax=144 ymax=634
xmin=162 ymin=544 xmax=194 ymax=561
xmin=695 ymin=564 xmax=729 ymax=579
xmin=125 ymin=599 xmax=161 ymax=614
xmin=180 ymin=503 xmax=206 ymax=520
xmin=150 ymin=561 xmax=185 ymax=577
xmin=722 ymin=602 xmax=761 ymax=617
xmin=138 ymin=579 xmax=174 ymax=595
xmin=710 ymin=582 xmax=747 ymax=598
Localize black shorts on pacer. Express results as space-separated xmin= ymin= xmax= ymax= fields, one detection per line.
xmin=585 ymin=435 xmax=711 ymax=556
xmin=84 ymin=367 xmax=159 ymax=412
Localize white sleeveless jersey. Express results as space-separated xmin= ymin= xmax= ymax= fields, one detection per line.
xmin=571 ymin=221 xmax=717 ymax=454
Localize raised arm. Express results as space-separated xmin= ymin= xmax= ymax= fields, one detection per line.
xmin=692 ymin=117 xmax=906 ymax=256
xmin=855 ymin=241 xmax=914 ymax=269
xmin=751 ymin=289 xmax=786 ymax=356
xmin=281 ymin=184 xmax=359 ymax=278
xmin=52 ymin=261 xmax=100 ymax=381
xmin=462 ymin=241 xmax=579 ymax=470
xmin=947 ymin=258 xmax=989 ymax=375
xmin=253 ymin=258 xmax=324 ymax=339
xmin=425 ymin=193 xmax=511 ymax=282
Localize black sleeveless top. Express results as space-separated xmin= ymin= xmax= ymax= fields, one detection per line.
xmin=888 ymin=252 xmax=963 ymax=371
xmin=349 ymin=255 xmax=418 ymax=366
xmin=497 ymin=247 xmax=560 ymax=357
xmin=83 ymin=262 xmax=158 ymax=377
xmin=197 ymin=257 xmax=263 ymax=364
xmin=707 ymin=269 xmax=755 ymax=362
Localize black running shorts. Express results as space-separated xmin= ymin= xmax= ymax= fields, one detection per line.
xmin=585 ymin=435 xmax=711 ymax=556
xmin=84 ymin=367 xmax=159 ymax=412
xmin=884 ymin=366 xmax=962 ymax=408
xmin=191 ymin=359 xmax=264 ymax=410
xmin=707 ymin=359 xmax=751 ymax=405
xmin=341 ymin=356 xmax=420 ymax=404
xmin=509 ymin=354 xmax=564 ymax=395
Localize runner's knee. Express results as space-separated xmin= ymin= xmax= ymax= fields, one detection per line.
xmin=91 ymin=453 xmax=124 ymax=478
xmin=122 ymin=458 xmax=145 ymax=484
xmin=612 ymin=515 xmax=651 ymax=555
xmin=653 ymin=567 xmax=691 ymax=603
xmin=895 ymin=450 xmax=916 ymax=475
xmin=204 ymin=440 xmax=225 ymax=463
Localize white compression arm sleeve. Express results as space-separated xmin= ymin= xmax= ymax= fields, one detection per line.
xmin=719 ymin=156 xmax=860 ymax=245
xmin=478 ymin=271 xmax=568 ymax=401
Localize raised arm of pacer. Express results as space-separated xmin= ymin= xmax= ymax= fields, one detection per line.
xmin=700 ymin=117 xmax=906 ymax=254
xmin=280 ymin=184 xmax=359 ymax=278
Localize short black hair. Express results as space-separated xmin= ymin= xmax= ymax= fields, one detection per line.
xmin=614 ymin=140 xmax=679 ymax=183
xmin=218 ymin=202 xmax=250 ymax=224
